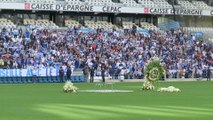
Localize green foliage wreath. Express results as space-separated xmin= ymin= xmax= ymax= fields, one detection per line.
xmin=142 ymin=59 xmax=165 ymax=90
xmin=145 ymin=60 xmax=164 ymax=82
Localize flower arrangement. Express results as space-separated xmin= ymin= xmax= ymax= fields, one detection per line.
xmin=145 ymin=60 xmax=164 ymax=82
xmin=142 ymin=80 xmax=155 ymax=90
xmin=63 ymin=81 xmax=78 ymax=93
xmin=142 ymin=58 xmax=164 ymax=91
xmin=157 ymin=86 xmax=181 ymax=93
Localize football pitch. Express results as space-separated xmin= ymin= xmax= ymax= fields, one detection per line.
xmin=0 ymin=81 xmax=213 ymax=120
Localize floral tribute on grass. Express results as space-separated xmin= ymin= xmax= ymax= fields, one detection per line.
xmin=142 ymin=58 xmax=164 ymax=91
xmin=142 ymin=57 xmax=181 ymax=93
xmin=63 ymin=81 xmax=78 ymax=93
xmin=157 ymin=86 xmax=181 ymax=93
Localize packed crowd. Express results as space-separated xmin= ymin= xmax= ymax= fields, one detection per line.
xmin=0 ymin=26 xmax=213 ymax=79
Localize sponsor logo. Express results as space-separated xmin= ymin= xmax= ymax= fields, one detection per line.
xmin=144 ymin=7 xmax=149 ymax=13
xmin=211 ymin=10 xmax=213 ymax=15
xmin=102 ymin=6 xmax=121 ymax=13
xmin=25 ymin=3 xmax=30 ymax=10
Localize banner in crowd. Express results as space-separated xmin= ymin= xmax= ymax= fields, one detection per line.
xmin=0 ymin=2 xmax=213 ymax=16
xmin=0 ymin=68 xmax=83 ymax=77
xmin=191 ymin=32 xmax=204 ymax=38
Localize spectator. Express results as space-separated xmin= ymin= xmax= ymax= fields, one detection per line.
xmin=101 ymin=64 xmax=106 ymax=83
xmin=66 ymin=65 xmax=72 ymax=81
xmin=90 ymin=67 xmax=95 ymax=83
xmin=59 ymin=66 xmax=64 ymax=82
xmin=83 ymin=65 xmax=89 ymax=82
xmin=207 ymin=66 xmax=211 ymax=81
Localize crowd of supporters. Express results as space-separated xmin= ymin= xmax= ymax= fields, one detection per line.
xmin=0 ymin=26 xmax=213 ymax=79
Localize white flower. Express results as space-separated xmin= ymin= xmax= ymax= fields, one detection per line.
xmin=157 ymin=86 xmax=181 ymax=93
xmin=63 ymin=81 xmax=78 ymax=93
xmin=142 ymin=81 xmax=155 ymax=90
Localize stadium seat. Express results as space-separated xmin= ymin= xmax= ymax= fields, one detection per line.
xmin=192 ymin=1 xmax=212 ymax=10
xmin=177 ymin=0 xmax=197 ymax=9
xmin=25 ymin=0 xmax=55 ymax=4
xmin=138 ymin=0 xmax=157 ymax=7
xmin=23 ymin=19 xmax=59 ymax=29
xmin=0 ymin=19 xmax=16 ymax=28
xmin=0 ymin=0 xmax=15 ymax=2
xmin=65 ymin=20 xmax=79 ymax=28
xmin=122 ymin=21 xmax=140 ymax=29
xmin=151 ymin=0 xmax=172 ymax=8
xmin=65 ymin=0 xmax=84 ymax=5
xmin=140 ymin=22 xmax=158 ymax=30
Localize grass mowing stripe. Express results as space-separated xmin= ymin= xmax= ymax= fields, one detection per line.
xmin=63 ymin=104 xmax=181 ymax=117
xmin=158 ymin=105 xmax=213 ymax=112
xmin=0 ymin=81 xmax=213 ymax=120
xmin=36 ymin=104 xmax=121 ymax=118
xmin=121 ymin=105 xmax=213 ymax=117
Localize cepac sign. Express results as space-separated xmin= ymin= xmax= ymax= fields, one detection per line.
xmin=102 ymin=6 xmax=121 ymax=13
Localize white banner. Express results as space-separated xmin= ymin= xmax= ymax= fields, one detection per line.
xmin=0 ymin=3 xmax=25 ymax=10
xmin=145 ymin=7 xmax=213 ymax=16
xmin=0 ymin=68 xmax=83 ymax=77
xmin=0 ymin=68 xmax=57 ymax=77
xmin=0 ymin=2 xmax=212 ymax=16
xmin=25 ymin=3 xmax=145 ymax=13
xmin=147 ymin=8 xmax=202 ymax=15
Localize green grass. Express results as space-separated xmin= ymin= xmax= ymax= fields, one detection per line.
xmin=0 ymin=81 xmax=213 ymax=120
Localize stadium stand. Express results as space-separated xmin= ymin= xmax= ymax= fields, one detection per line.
xmin=0 ymin=19 xmax=16 ymax=29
